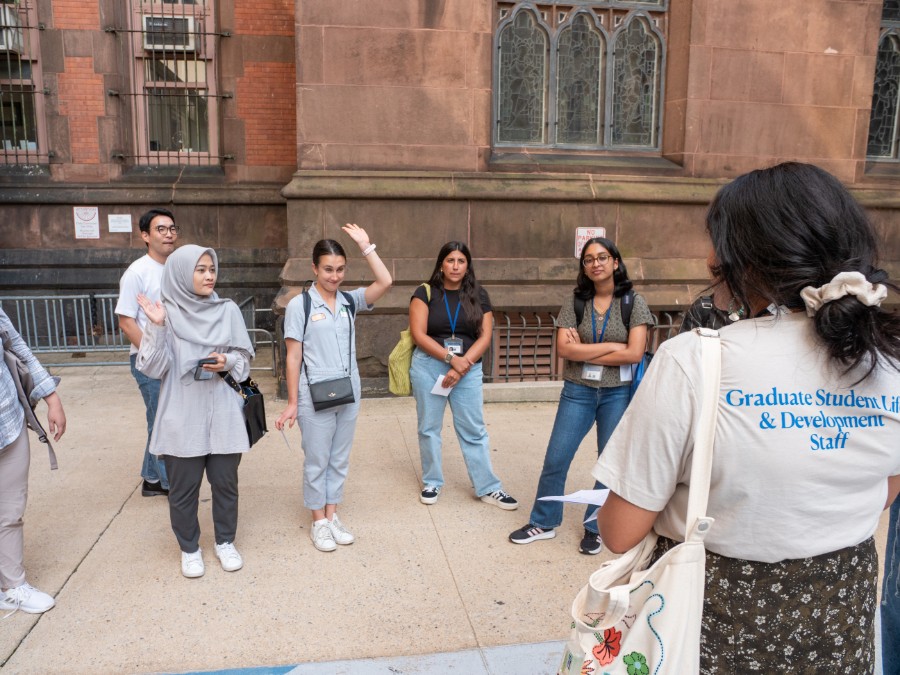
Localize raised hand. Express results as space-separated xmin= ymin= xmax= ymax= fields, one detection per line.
xmin=137 ymin=293 xmax=166 ymax=325
xmin=342 ymin=223 xmax=371 ymax=251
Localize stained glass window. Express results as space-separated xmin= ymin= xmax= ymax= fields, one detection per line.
xmin=557 ymin=14 xmax=603 ymax=145
xmin=498 ymin=10 xmax=548 ymax=144
xmin=494 ymin=3 xmax=666 ymax=151
xmin=611 ymin=16 xmax=659 ymax=147
xmin=868 ymin=0 xmax=900 ymax=162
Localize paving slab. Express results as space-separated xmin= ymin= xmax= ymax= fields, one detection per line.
xmin=1 ymin=365 xmax=891 ymax=674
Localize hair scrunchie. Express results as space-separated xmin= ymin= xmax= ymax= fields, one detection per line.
xmin=800 ymin=271 xmax=888 ymax=317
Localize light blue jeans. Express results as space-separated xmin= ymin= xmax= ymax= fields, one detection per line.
xmin=409 ymin=349 xmax=502 ymax=497
xmin=528 ymin=380 xmax=629 ymax=534
xmin=882 ymin=496 xmax=900 ymax=674
xmin=130 ymin=354 xmax=168 ymax=489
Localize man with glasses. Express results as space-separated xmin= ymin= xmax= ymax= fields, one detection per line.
xmin=115 ymin=208 xmax=180 ymax=497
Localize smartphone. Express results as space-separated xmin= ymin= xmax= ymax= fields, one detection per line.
xmin=193 ymin=357 xmax=218 ymax=380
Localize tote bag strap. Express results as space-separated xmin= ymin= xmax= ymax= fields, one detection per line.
xmin=683 ymin=327 xmax=721 ymax=543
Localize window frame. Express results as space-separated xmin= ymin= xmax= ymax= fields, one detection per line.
xmin=492 ymin=1 xmax=667 ymax=154
xmin=867 ymin=23 xmax=900 ymax=163
xmin=0 ymin=0 xmax=48 ymax=165
xmin=127 ymin=0 xmax=220 ymax=166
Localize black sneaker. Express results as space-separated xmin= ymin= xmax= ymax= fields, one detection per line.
xmin=509 ymin=524 xmax=556 ymax=544
xmin=480 ymin=489 xmax=519 ymax=511
xmin=142 ymin=480 xmax=169 ymax=497
xmin=420 ymin=486 xmax=441 ymax=505
xmin=579 ymin=529 xmax=603 ymax=555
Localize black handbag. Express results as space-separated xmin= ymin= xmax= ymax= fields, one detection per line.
xmin=301 ymin=290 xmax=357 ymax=412
xmin=220 ymin=372 xmax=267 ymax=446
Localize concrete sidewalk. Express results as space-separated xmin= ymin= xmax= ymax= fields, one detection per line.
xmin=0 ymin=365 xmax=891 ymax=674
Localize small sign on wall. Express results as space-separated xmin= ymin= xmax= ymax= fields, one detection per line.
xmin=74 ymin=207 xmax=100 ymax=239
xmin=108 ymin=214 xmax=133 ymax=233
xmin=575 ymin=227 xmax=606 ymax=258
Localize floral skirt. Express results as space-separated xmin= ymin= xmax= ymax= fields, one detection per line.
xmin=651 ymin=536 xmax=878 ymax=674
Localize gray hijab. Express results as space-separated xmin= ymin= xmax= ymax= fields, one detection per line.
xmin=160 ymin=245 xmax=254 ymax=379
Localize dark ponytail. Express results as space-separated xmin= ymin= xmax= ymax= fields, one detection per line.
xmin=706 ymin=162 xmax=900 ymax=380
xmin=312 ymin=239 xmax=346 ymax=266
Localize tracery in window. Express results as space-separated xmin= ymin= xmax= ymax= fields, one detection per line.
xmin=494 ymin=2 xmax=667 ymax=152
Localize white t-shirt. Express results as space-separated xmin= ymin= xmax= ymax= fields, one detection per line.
xmin=115 ymin=254 xmax=165 ymax=355
xmin=593 ymin=313 xmax=900 ymax=563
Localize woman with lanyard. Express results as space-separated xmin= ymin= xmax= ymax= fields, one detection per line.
xmin=275 ymin=224 xmax=392 ymax=553
xmin=509 ymin=237 xmax=653 ymax=554
xmin=409 ymin=242 xmax=518 ymax=510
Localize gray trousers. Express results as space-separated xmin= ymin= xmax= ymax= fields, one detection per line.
xmin=163 ymin=453 xmax=241 ymax=553
xmin=0 ymin=426 xmax=29 ymax=589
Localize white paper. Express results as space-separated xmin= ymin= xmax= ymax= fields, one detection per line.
xmin=74 ymin=206 xmax=100 ymax=239
xmin=538 ymin=488 xmax=610 ymax=507
xmin=108 ymin=214 xmax=133 ymax=233
xmin=619 ymin=364 xmax=633 ymax=382
xmin=430 ymin=374 xmax=452 ymax=397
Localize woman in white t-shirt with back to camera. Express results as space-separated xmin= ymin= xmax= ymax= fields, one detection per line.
xmin=595 ymin=162 xmax=900 ymax=673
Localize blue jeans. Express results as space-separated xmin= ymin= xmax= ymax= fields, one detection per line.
xmin=409 ymin=349 xmax=502 ymax=496
xmin=130 ymin=354 xmax=168 ymax=489
xmin=882 ymin=497 xmax=900 ymax=674
xmin=528 ymin=380 xmax=629 ymax=535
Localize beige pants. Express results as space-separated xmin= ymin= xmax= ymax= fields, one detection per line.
xmin=0 ymin=425 xmax=29 ymax=589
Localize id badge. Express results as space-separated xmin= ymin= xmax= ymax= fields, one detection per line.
xmin=444 ymin=337 xmax=463 ymax=355
xmin=581 ymin=364 xmax=602 ymax=381
xmin=619 ymin=364 xmax=633 ymax=382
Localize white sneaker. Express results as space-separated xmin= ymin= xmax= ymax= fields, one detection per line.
xmin=0 ymin=582 xmax=55 ymax=617
xmin=310 ymin=518 xmax=337 ymax=552
xmin=328 ymin=514 xmax=355 ymax=545
xmin=181 ymin=549 xmax=205 ymax=578
xmin=215 ymin=542 xmax=243 ymax=572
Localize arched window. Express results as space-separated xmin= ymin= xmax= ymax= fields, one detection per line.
xmin=611 ymin=14 xmax=660 ymax=147
xmin=868 ymin=31 xmax=900 ymax=159
xmin=497 ymin=9 xmax=548 ymax=144
xmin=494 ymin=2 xmax=667 ymax=152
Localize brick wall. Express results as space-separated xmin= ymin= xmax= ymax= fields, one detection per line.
xmin=234 ymin=0 xmax=293 ymax=36
xmin=52 ymin=0 xmax=99 ymax=30
xmin=57 ymin=57 xmax=105 ymax=164
xmin=236 ymin=62 xmax=297 ymax=166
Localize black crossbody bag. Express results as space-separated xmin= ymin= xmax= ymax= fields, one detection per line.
xmin=219 ymin=371 xmax=267 ymax=447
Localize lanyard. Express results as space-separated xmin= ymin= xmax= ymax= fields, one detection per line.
xmin=591 ymin=301 xmax=611 ymax=344
xmin=443 ymin=292 xmax=462 ymax=337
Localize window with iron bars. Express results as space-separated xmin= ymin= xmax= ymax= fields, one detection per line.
xmin=116 ymin=0 xmax=223 ymax=166
xmin=0 ymin=0 xmax=47 ymax=165
xmin=493 ymin=1 xmax=667 ymax=152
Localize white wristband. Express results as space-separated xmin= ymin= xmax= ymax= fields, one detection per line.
xmin=362 ymin=243 xmax=376 ymax=256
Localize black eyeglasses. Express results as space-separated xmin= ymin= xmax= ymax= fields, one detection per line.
xmin=154 ymin=225 xmax=180 ymax=235
xmin=582 ymin=254 xmax=612 ymax=267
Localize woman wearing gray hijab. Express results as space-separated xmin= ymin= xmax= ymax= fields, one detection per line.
xmin=136 ymin=245 xmax=254 ymax=579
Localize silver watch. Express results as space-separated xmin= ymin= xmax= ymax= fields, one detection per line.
xmin=444 ymin=351 xmax=454 ymax=364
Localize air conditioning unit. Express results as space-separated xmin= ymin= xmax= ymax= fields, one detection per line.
xmin=142 ymin=15 xmax=196 ymax=52
xmin=0 ymin=5 xmax=24 ymax=53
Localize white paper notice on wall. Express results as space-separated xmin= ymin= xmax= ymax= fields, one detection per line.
xmin=74 ymin=207 xmax=100 ymax=239
xmin=108 ymin=214 xmax=132 ymax=233
xmin=575 ymin=227 xmax=607 ymax=258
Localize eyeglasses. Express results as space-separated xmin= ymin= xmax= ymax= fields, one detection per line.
xmin=582 ymin=254 xmax=612 ymax=267
xmin=154 ymin=225 xmax=180 ymax=235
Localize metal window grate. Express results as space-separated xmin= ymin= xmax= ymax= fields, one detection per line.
xmin=109 ymin=0 xmax=225 ymax=166
xmin=0 ymin=0 xmax=46 ymax=165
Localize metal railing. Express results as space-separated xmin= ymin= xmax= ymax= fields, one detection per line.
xmin=1 ymin=294 xmax=276 ymax=374
xmin=487 ymin=309 xmax=685 ymax=383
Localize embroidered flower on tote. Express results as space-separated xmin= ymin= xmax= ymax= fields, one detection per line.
xmin=580 ymin=660 xmax=595 ymax=675
xmin=591 ymin=627 xmax=622 ymax=666
xmin=623 ymin=651 xmax=650 ymax=675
